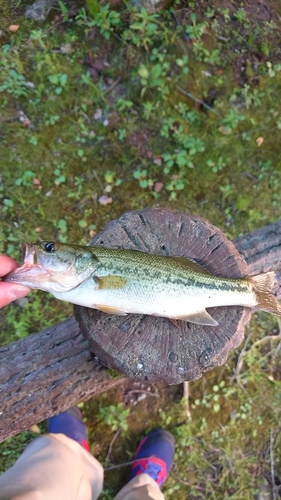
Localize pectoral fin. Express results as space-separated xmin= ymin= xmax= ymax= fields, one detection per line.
xmin=174 ymin=310 xmax=218 ymax=326
xmin=94 ymin=275 xmax=128 ymax=289
xmin=94 ymin=304 xmax=128 ymax=316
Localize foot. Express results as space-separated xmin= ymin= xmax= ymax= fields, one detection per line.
xmin=128 ymin=428 xmax=175 ymax=487
xmin=47 ymin=406 xmax=90 ymax=451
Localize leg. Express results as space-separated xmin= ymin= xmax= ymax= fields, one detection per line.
xmin=0 ymin=408 xmax=104 ymax=500
xmin=114 ymin=429 xmax=175 ymax=500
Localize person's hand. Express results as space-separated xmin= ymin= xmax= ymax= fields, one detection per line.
xmin=0 ymin=255 xmax=30 ymax=308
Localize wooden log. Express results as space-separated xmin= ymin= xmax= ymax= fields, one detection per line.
xmin=234 ymin=219 xmax=281 ymax=298
xmin=234 ymin=220 xmax=281 ymax=273
xmin=75 ymin=208 xmax=251 ymax=385
xmin=1 ymin=211 xmax=281 ymax=441
xmin=0 ymin=317 xmax=125 ymax=442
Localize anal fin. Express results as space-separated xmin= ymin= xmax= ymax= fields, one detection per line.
xmin=174 ymin=310 xmax=218 ymax=326
xmin=94 ymin=303 xmax=128 ymax=316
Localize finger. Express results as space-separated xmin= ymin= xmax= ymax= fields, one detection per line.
xmin=0 ymin=255 xmax=21 ymax=277
xmin=0 ymin=282 xmax=30 ymax=308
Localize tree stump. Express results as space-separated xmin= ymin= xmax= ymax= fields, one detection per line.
xmin=75 ymin=208 xmax=252 ymax=384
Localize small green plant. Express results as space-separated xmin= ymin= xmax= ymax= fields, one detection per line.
xmin=2 ymin=293 xmax=68 ymax=344
xmin=133 ymin=168 xmax=154 ymax=189
xmin=76 ymin=5 xmax=121 ymax=39
xmin=206 ymin=157 xmax=225 ymax=173
xmin=185 ymin=13 xmax=207 ymax=40
xmin=58 ymin=0 xmax=70 ymax=21
xmin=234 ymin=8 xmax=250 ymax=25
xmin=45 ymin=114 xmax=61 ymax=126
xmin=57 ymin=218 xmax=68 ymax=242
xmin=138 ymin=60 xmax=170 ymax=97
xmin=220 ymin=108 xmax=246 ymax=132
xmin=104 ymin=171 xmax=122 ymax=191
xmin=122 ymin=7 xmax=160 ymax=49
xmin=29 ymin=29 xmax=47 ymax=48
xmin=15 ymin=170 xmax=36 ymax=187
xmin=98 ymin=403 xmax=130 ymax=432
xmin=0 ymin=68 xmax=28 ymax=98
xmin=47 ymin=73 xmax=68 ymax=95
xmin=54 ymin=163 xmax=66 ymax=186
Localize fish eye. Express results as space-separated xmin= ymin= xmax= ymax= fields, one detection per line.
xmin=43 ymin=242 xmax=57 ymax=253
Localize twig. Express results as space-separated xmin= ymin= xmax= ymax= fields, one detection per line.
xmin=176 ymin=86 xmax=220 ymax=115
xmin=248 ymin=332 xmax=281 ymax=351
xmin=183 ymin=381 xmax=191 ymax=418
xmin=104 ymin=455 xmax=163 ymax=471
xmin=273 ymin=318 xmax=281 ymax=356
xmin=172 ymin=11 xmax=191 ymax=43
xmin=105 ymin=428 xmax=121 ymax=461
xmin=104 ymin=77 xmax=121 ymax=95
xmin=172 ymin=474 xmax=206 ymax=491
xmin=230 ymin=330 xmax=253 ymax=388
xmin=92 ymin=169 xmax=104 ymax=192
xmin=270 ymin=428 xmax=277 ymax=500
xmin=127 ymin=389 xmax=160 ymax=398
xmin=230 ymin=329 xmax=281 ymax=387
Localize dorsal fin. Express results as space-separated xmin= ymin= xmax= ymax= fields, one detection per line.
xmin=169 ymin=256 xmax=210 ymax=275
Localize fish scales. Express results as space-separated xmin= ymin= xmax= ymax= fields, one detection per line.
xmin=89 ymin=251 xmax=253 ymax=318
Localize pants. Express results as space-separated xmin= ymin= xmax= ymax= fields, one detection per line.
xmin=0 ymin=434 xmax=165 ymax=500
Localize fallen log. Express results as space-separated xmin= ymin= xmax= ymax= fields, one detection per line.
xmin=0 ymin=317 xmax=126 ymax=441
xmin=1 ymin=211 xmax=281 ymax=441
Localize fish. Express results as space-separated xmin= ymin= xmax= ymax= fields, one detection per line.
xmin=3 ymin=241 xmax=281 ymax=326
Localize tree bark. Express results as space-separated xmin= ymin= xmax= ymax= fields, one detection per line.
xmin=0 ymin=317 xmax=125 ymax=442
xmin=1 ymin=213 xmax=281 ymax=441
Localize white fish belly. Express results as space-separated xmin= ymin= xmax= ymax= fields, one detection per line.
xmin=53 ymin=275 xmax=257 ymax=318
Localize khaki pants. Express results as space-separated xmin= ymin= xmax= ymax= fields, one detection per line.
xmin=0 ymin=434 xmax=165 ymax=500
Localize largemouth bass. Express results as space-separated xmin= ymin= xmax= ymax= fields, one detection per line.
xmin=4 ymin=241 xmax=281 ymax=326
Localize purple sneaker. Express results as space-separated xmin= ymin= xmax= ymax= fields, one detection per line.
xmin=47 ymin=406 xmax=90 ymax=452
xmin=128 ymin=428 xmax=175 ymax=487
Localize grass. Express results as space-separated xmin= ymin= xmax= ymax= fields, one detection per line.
xmin=1 ymin=0 xmax=281 ymax=497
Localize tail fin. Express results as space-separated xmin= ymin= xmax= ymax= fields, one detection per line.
xmin=250 ymin=271 xmax=281 ymax=315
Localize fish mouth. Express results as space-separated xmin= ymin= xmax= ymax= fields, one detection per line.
xmin=22 ymin=242 xmax=37 ymax=265
xmin=4 ymin=243 xmax=42 ymax=285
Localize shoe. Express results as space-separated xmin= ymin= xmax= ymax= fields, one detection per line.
xmin=47 ymin=406 xmax=90 ymax=452
xmin=128 ymin=428 xmax=175 ymax=487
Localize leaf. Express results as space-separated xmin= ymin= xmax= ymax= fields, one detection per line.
xmin=8 ymin=25 xmax=20 ymax=32
xmin=154 ymin=181 xmax=164 ymax=192
xmin=138 ymin=65 xmax=149 ymax=79
xmin=58 ymin=0 xmax=69 ymax=14
xmin=236 ymin=195 xmax=250 ymax=211
xmin=54 ymin=175 xmax=66 ymax=186
xmin=86 ymin=0 xmax=100 ymax=16
xmin=98 ymin=195 xmax=113 ymax=205
xmin=104 ymin=171 xmax=114 ymax=183
xmin=29 ymin=424 xmax=41 ymax=433
xmin=57 ymin=219 xmax=67 ymax=232
xmin=256 ymin=136 xmax=264 ymax=147
xmin=139 ymin=179 xmax=148 ymax=188
xmin=48 ymin=74 xmax=59 ymax=84
xmin=59 ymin=74 xmax=68 ymax=86
xmin=79 ymin=219 xmax=88 ymax=228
